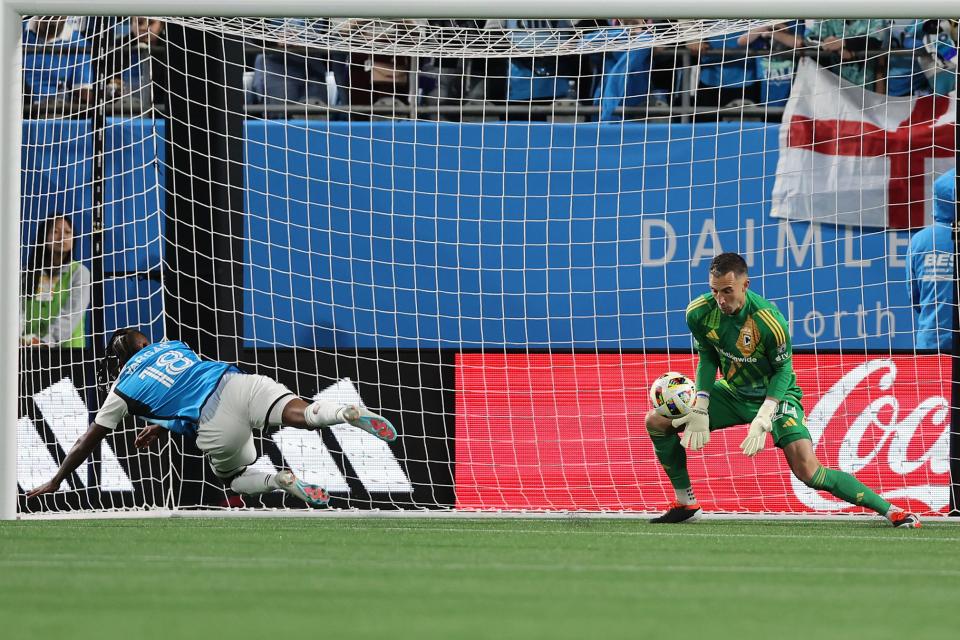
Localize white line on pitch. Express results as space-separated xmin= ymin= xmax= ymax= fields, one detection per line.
xmin=274 ymin=523 xmax=960 ymax=543
xmin=2 ymin=555 xmax=958 ymax=578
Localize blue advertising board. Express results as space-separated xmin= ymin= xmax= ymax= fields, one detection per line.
xmin=244 ymin=120 xmax=918 ymax=351
xmin=24 ymin=119 xmax=917 ymax=352
xmin=245 ymin=121 xmax=914 ymax=351
xmin=242 ymin=120 xmax=919 ymax=351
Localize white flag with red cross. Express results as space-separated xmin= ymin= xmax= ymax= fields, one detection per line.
xmin=771 ymin=58 xmax=955 ymax=229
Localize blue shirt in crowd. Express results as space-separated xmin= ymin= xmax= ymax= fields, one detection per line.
xmin=22 ymin=21 xmax=93 ymax=100
xmin=906 ymin=168 xmax=956 ymax=350
xmin=697 ymin=31 xmax=764 ymax=89
xmin=595 ymin=44 xmax=652 ymax=121
xmin=888 ymin=20 xmax=957 ymax=97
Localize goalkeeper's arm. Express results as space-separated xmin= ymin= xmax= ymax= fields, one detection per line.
xmin=742 ymin=310 xmax=794 ymax=456
xmin=26 ymin=422 xmax=109 ymax=497
xmin=686 ymin=313 xmax=720 ymax=396
xmin=741 ymin=345 xmax=791 ymax=456
xmin=675 ymin=322 xmax=719 ymax=450
xmin=694 ymin=342 xmax=720 ymax=396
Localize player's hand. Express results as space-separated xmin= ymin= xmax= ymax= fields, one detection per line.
xmin=26 ymin=479 xmax=60 ymax=498
xmin=673 ymin=394 xmax=710 ymax=451
xmin=741 ymin=399 xmax=778 ymax=457
xmin=134 ymin=424 xmax=165 ymax=449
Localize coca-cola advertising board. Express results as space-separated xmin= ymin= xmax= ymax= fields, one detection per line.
xmin=455 ymin=353 xmax=950 ymax=514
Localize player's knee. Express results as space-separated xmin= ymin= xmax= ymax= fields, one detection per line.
xmin=220 ymin=464 xmax=248 ymax=484
xmin=783 ymin=440 xmax=820 ymax=485
xmin=791 ymin=458 xmax=819 ymax=485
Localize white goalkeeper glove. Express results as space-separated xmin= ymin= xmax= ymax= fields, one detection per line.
xmin=673 ymin=393 xmax=710 ymax=451
xmin=740 ymin=399 xmax=778 ymax=457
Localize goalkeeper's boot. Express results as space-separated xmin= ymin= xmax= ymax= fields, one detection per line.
xmin=889 ymin=511 xmax=922 ymax=528
xmin=340 ymin=405 xmax=398 ymax=442
xmin=650 ymin=502 xmax=702 ymax=524
xmin=276 ymin=470 xmax=330 ymax=507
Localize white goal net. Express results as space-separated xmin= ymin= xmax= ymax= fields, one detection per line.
xmin=14 ymin=15 xmax=958 ymax=517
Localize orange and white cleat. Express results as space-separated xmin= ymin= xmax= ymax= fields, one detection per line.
xmin=889 ymin=511 xmax=922 ymax=528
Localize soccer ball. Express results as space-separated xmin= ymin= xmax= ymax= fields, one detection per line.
xmin=649 ymin=372 xmax=695 ymax=418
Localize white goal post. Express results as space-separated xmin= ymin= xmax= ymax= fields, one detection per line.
xmin=2 ymin=1 xmax=958 ymax=520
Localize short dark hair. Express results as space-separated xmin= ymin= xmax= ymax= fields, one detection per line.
xmin=709 ymin=252 xmax=748 ymax=278
xmin=106 ymin=328 xmax=147 ymax=366
xmin=97 ymin=328 xmax=148 ymax=392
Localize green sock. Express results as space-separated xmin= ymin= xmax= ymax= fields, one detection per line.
xmin=808 ymin=466 xmax=891 ymax=515
xmin=647 ymin=426 xmax=691 ymax=492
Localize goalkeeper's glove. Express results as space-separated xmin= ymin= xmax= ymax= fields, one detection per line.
xmin=673 ymin=393 xmax=710 ymax=451
xmin=740 ymin=399 xmax=778 ymax=457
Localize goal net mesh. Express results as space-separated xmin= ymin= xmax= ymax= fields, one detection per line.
xmin=16 ymin=15 xmax=956 ymax=516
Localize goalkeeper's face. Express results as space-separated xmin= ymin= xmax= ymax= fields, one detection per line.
xmin=708 ymin=271 xmax=749 ymax=315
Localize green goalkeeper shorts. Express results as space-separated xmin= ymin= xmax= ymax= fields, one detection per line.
xmin=706 ymin=380 xmax=812 ymax=448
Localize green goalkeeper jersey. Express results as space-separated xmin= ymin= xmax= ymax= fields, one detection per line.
xmin=685 ymin=289 xmax=800 ymax=402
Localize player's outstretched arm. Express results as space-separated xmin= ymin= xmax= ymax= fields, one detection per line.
xmin=26 ymin=422 xmax=110 ymax=497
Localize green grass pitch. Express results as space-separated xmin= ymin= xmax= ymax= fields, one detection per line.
xmin=2 ymin=517 xmax=958 ymax=640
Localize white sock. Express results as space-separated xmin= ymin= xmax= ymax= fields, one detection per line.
xmin=304 ymin=400 xmax=339 ymax=427
xmin=230 ymin=469 xmax=281 ymax=495
xmin=674 ymin=486 xmax=697 ymax=506
xmin=304 ymin=401 xmax=353 ymax=428
xmin=884 ymin=505 xmax=903 ymax=521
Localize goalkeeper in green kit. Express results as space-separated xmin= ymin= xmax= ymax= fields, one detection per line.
xmin=645 ymin=253 xmax=921 ymax=527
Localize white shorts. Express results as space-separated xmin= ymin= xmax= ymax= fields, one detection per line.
xmin=195 ymin=373 xmax=297 ymax=478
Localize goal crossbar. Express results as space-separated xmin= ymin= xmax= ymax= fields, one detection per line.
xmin=4 ymin=1 xmax=960 ymax=18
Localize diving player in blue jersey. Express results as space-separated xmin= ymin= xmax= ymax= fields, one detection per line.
xmin=27 ymin=328 xmax=398 ymax=506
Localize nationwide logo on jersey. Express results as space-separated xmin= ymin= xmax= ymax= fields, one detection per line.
xmin=737 ymin=316 xmax=760 ymax=357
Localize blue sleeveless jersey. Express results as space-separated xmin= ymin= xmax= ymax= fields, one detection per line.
xmin=113 ymin=341 xmax=240 ymax=436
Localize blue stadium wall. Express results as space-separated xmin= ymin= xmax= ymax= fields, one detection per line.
xmin=244 ymin=120 xmax=916 ymax=351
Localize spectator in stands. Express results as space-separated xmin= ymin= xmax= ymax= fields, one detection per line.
xmin=806 ymin=19 xmax=893 ymax=92
xmin=594 ymin=19 xmax=654 ymax=121
xmin=251 ymin=19 xmax=340 ymax=110
xmin=638 ymin=19 xmax=685 ymax=108
xmin=887 ymin=19 xmax=957 ymax=97
xmin=20 ymin=215 xmax=92 ymax=348
xmin=738 ymin=21 xmax=805 ymax=107
xmin=907 ymin=168 xmax=956 ymax=351
xmin=687 ymin=29 xmax=765 ymax=114
xmin=486 ymin=19 xmax=592 ymax=113
xmin=22 ymin=15 xmax=93 ymax=105
xmin=104 ymin=17 xmax=164 ymax=109
xmin=419 ymin=19 xmax=487 ymax=121
xmin=326 ymin=18 xmax=427 ymax=115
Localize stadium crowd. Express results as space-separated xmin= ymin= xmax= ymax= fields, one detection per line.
xmin=20 ymin=17 xmax=959 ymax=120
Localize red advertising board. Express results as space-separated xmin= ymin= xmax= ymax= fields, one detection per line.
xmin=455 ymin=353 xmax=951 ymax=514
